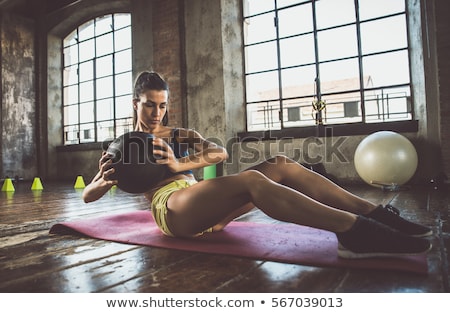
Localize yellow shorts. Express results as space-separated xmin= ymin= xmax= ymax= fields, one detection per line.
xmin=151 ymin=179 xmax=213 ymax=237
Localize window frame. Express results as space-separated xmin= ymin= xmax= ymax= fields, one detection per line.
xmin=62 ymin=13 xmax=133 ymax=146
xmin=242 ymin=0 xmax=414 ymax=135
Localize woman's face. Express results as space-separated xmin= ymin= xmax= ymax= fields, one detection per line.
xmin=134 ymin=89 xmax=168 ymax=130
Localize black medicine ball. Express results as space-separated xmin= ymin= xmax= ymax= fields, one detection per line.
xmin=105 ymin=131 xmax=168 ymax=194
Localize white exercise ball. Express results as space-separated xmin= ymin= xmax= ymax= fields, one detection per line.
xmin=354 ymin=131 xmax=418 ymax=187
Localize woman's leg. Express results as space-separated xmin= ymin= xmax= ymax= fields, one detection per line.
xmin=164 ymin=169 xmax=431 ymax=258
xmin=246 ymin=155 xmax=432 ymax=237
xmin=166 ymin=170 xmax=356 ymax=237
xmin=248 ymin=155 xmax=376 ymax=215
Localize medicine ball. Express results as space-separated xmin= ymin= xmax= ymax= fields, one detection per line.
xmin=105 ymin=131 xmax=168 ymax=194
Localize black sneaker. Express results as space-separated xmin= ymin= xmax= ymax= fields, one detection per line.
xmin=365 ymin=204 xmax=432 ymax=237
xmin=336 ymin=216 xmax=432 ymax=259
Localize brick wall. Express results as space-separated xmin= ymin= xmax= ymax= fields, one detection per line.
xmin=152 ymin=0 xmax=185 ymax=128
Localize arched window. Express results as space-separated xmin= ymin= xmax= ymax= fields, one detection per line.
xmin=62 ymin=13 xmax=132 ymax=145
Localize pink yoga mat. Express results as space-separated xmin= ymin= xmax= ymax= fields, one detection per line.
xmin=49 ymin=210 xmax=428 ymax=274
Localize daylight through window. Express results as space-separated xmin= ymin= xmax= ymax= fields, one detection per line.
xmin=243 ymin=0 xmax=412 ymax=131
xmin=62 ymin=13 xmax=133 ymax=145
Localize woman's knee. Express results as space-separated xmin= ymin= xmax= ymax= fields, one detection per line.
xmin=238 ymin=169 xmax=269 ymax=184
xmin=266 ymin=154 xmax=295 ymax=165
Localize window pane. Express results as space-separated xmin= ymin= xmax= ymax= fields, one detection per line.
xmin=280 ymin=34 xmax=315 ymax=67
xmin=115 ymin=118 xmax=133 ymax=136
xmin=359 ymin=0 xmax=404 ymax=21
xmin=245 ymin=41 xmax=278 ymax=73
xmin=64 ymin=29 xmax=78 ymax=47
xmin=316 ymin=0 xmax=356 ymax=29
xmin=97 ymin=76 xmax=113 ymax=99
xmin=78 ymin=20 xmax=95 ymax=41
xmin=96 ymin=55 xmax=113 ymax=77
xmin=115 ymin=27 xmax=132 ymax=51
xmin=320 ymin=91 xmax=362 ymax=124
xmin=95 ymin=15 xmax=112 ymax=36
xmin=64 ymin=85 xmax=78 ymax=105
xmin=114 ymin=14 xmax=131 ymax=29
xmin=244 ymin=12 xmax=276 ymax=45
xmin=246 ymin=100 xmax=281 ymax=131
xmin=277 ymin=0 xmax=303 ymax=10
xmin=79 ymin=38 xmax=95 ymax=62
xmin=97 ymin=98 xmax=114 ymax=121
xmin=79 ymin=81 xmax=94 ymax=102
xmin=96 ymin=33 xmax=114 ymax=57
xmin=80 ymin=102 xmax=94 ymax=123
xmin=64 ymin=125 xmax=79 ymax=145
xmin=63 ymin=64 xmax=78 ymax=86
xmin=319 ymin=58 xmax=360 ymax=93
xmin=115 ymin=72 xmax=132 ymax=96
xmin=243 ymin=0 xmax=274 ymax=16
xmin=364 ymin=87 xmax=411 ymax=122
xmin=80 ymin=123 xmax=95 ymax=143
xmin=360 ymin=15 xmax=407 ymax=54
xmin=64 ymin=45 xmax=78 ymax=65
xmin=278 ymin=4 xmax=313 ymax=37
xmin=281 ymin=65 xmax=317 ymax=98
xmin=97 ymin=120 xmax=114 ymax=142
xmin=362 ymin=51 xmax=410 ymax=88
xmin=79 ymin=60 xmax=93 ymax=82
xmin=246 ymin=71 xmax=279 ymax=102
xmin=283 ymin=97 xmax=316 ymax=127
xmin=64 ymin=104 xmax=79 ymax=125
xmin=115 ymin=49 xmax=132 ymax=73
xmin=115 ymin=95 xmax=133 ymax=119
xmin=317 ymin=25 xmax=358 ymax=61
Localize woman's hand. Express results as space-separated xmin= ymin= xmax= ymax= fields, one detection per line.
xmin=152 ymin=137 xmax=180 ymax=173
xmin=82 ymin=152 xmax=118 ymax=203
xmin=98 ymin=152 xmax=119 ymax=186
xmin=151 ymin=130 xmax=228 ymax=174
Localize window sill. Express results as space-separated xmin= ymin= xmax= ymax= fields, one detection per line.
xmin=237 ymin=120 xmax=418 ymax=142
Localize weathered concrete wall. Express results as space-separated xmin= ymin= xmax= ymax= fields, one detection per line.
xmin=237 ymin=132 xmax=421 ymax=184
xmin=184 ymin=0 xmax=245 ymax=175
xmin=0 ymin=12 xmax=37 ymax=180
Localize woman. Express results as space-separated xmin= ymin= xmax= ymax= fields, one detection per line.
xmin=83 ymin=71 xmax=432 ymax=259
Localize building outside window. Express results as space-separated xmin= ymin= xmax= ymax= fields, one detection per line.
xmin=62 ymin=13 xmax=132 ymax=145
xmin=243 ymin=0 xmax=412 ymax=131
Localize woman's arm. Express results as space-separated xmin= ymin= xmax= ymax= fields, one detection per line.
xmin=82 ymin=153 xmax=118 ymax=203
xmin=153 ymin=128 xmax=228 ymax=174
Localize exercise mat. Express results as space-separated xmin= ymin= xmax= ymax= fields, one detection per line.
xmin=49 ymin=210 xmax=427 ymax=274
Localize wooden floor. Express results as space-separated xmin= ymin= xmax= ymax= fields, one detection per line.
xmin=0 ymin=180 xmax=449 ymax=293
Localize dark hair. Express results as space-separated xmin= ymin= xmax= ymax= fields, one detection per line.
xmin=133 ymin=71 xmax=170 ymax=126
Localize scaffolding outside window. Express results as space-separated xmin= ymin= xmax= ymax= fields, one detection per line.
xmin=243 ymin=0 xmax=412 ymax=131
xmin=62 ymin=13 xmax=133 ymax=145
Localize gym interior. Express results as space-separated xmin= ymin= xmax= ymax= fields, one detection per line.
xmin=0 ymin=0 xmax=449 ymax=292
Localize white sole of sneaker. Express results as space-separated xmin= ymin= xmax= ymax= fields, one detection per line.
xmin=337 ymin=243 xmax=432 ymax=259
xmin=411 ymin=230 xmax=433 ymax=238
